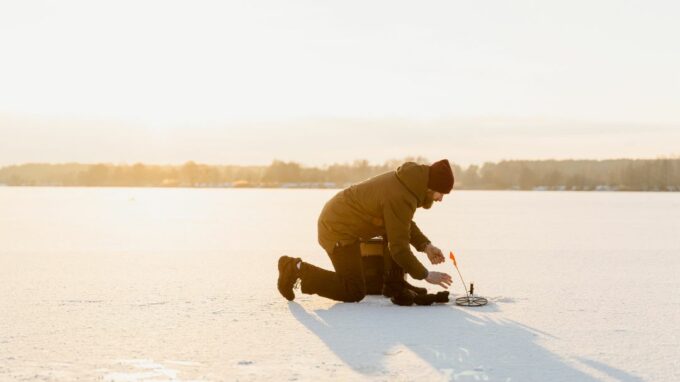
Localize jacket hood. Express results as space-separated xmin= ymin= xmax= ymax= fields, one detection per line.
xmin=395 ymin=162 xmax=429 ymax=206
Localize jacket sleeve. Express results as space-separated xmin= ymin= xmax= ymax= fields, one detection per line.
xmin=383 ymin=199 xmax=429 ymax=280
xmin=409 ymin=221 xmax=431 ymax=252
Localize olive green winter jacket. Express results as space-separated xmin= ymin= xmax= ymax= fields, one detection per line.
xmin=317 ymin=162 xmax=432 ymax=280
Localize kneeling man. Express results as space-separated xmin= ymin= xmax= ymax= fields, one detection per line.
xmin=277 ymin=159 xmax=454 ymax=302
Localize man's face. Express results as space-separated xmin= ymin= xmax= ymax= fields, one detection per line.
xmin=422 ymin=190 xmax=445 ymax=209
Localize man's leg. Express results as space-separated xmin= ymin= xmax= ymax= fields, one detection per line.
xmin=382 ymin=243 xmax=427 ymax=297
xmin=382 ymin=251 xmax=406 ymax=297
xmin=299 ymin=241 xmax=367 ymax=302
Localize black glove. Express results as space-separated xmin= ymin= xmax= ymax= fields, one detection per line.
xmin=391 ymin=290 xmax=450 ymax=306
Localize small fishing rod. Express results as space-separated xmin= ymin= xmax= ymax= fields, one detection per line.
xmin=449 ymin=251 xmax=470 ymax=298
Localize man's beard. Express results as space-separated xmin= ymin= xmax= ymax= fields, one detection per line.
xmin=421 ymin=193 xmax=434 ymax=209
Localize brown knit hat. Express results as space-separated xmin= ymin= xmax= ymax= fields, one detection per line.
xmin=428 ymin=159 xmax=454 ymax=194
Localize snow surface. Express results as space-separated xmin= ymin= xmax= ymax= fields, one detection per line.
xmin=0 ymin=188 xmax=679 ymax=381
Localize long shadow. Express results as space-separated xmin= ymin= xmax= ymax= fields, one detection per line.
xmin=289 ymin=297 xmax=639 ymax=381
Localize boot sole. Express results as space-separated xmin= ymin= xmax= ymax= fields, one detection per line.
xmin=277 ymin=256 xmax=296 ymax=301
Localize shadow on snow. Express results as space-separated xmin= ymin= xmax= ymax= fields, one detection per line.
xmin=289 ymin=297 xmax=641 ymax=381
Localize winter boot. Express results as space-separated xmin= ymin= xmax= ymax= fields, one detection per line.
xmin=277 ymin=256 xmax=301 ymax=301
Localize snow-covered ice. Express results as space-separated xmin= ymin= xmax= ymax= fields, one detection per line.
xmin=0 ymin=188 xmax=678 ymax=381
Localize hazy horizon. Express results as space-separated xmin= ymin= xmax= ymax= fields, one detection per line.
xmin=2 ymin=113 xmax=680 ymax=167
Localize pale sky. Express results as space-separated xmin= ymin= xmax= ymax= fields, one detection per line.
xmin=1 ymin=1 xmax=679 ymax=166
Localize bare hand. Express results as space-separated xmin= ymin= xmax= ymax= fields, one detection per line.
xmin=425 ymin=244 xmax=445 ymax=265
xmin=425 ymin=271 xmax=452 ymax=289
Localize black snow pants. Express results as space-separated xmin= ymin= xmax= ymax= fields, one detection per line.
xmin=299 ymin=241 xmax=367 ymax=303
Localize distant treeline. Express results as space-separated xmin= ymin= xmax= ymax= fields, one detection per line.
xmin=1 ymin=157 xmax=679 ymax=191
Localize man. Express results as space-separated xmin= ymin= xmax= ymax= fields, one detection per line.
xmin=277 ymin=159 xmax=454 ymax=303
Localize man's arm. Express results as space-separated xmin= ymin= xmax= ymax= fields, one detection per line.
xmin=409 ymin=221 xmax=431 ymax=252
xmin=411 ymin=220 xmax=446 ymax=265
xmin=383 ymin=200 xmax=429 ymax=280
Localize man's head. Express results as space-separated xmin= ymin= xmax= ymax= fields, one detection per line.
xmin=422 ymin=189 xmax=445 ymax=209
xmin=422 ymin=159 xmax=454 ymax=209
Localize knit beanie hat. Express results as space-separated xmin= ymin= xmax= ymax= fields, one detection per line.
xmin=427 ymin=159 xmax=454 ymax=194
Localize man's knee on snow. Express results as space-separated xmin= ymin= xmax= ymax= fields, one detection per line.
xmin=343 ymin=282 xmax=366 ymax=303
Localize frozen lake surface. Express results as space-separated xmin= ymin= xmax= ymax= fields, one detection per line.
xmin=1 ymin=188 xmax=679 ymax=381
